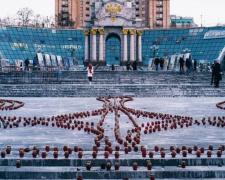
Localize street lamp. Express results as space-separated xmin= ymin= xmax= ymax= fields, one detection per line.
xmin=150 ymin=45 xmax=159 ymax=58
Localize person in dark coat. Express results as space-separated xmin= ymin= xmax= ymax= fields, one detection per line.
xmin=132 ymin=61 xmax=137 ymax=71
xmin=111 ymin=64 xmax=115 ymax=71
xmin=126 ymin=61 xmax=131 ymax=71
xmin=193 ymin=59 xmax=197 ymax=71
xmin=214 ymin=61 xmax=222 ymax=88
xmin=24 ymin=58 xmax=30 ymax=71
xmin=185 ymin=58 xmax=191 ymax=71
xmin=154 ymin=57 xmax=160 ymax=71
xmin=159 ymin=57 xmax=164 ymax=70
xmin=210 ymin=61 xmax=216 ymax=85
xmin=179 ymin=57 xmax=184 ymax=73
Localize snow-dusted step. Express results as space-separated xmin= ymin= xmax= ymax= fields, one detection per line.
xmin=0 ymin=84 xmax=224 ymax=97
xmin=0 ymin=158 xmax=225 ymax=167
xmin=1 ymin=166 xmax=225 ymax=179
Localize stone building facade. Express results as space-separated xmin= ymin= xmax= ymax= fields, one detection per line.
xmin=84 ymin=0 xmax=143 ymax=65
xmin=55 ymin=0 xmax=170 ymax=29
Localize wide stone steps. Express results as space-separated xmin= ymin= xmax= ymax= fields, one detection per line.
xmin=0 ymin=71 xmax=222 ymax=85
xmin=1 ymin=157 xmax=225 ymax=179
xmin=0 ymin=84 xmax=224 ymax=97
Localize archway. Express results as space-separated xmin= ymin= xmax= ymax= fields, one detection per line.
xmin=105 ymin=33 xmax=121 ymax=66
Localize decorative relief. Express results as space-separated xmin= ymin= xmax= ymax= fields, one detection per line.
xmin=98 ymin=29 xmax=104 ymax=35
xmin=137 ymin=30 xmax=143 ymax=36
xmin=105 ymin=4 xmax=122 ymax=14
xmin=129 ymin=29 xmax=135 ymax=35
xmin=95 ymin=3 xmax=133 ymax=22
xmin=122 ymin=29 xmax=128 ymax=35
xmin=84 ymin=30 xmax=90 ymax=36
xmin=111 ymin=16 xmax=116 ymax=22
xmin=91 ymin=29 xmax=97 ymax=35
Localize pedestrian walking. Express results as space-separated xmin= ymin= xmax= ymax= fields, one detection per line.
xmin=87 ymin=62 xmax=94 ymax=84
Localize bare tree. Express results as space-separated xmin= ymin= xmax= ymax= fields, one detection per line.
xmin=55 ymin=11 xmax=75 ymax=28
xmin=17 ymin=7 xmax=34 ymax=26
xmin=2 ymin=16 xmax=12 ymax=25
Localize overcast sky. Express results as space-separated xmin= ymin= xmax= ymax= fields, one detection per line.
xmin=0 ymin=0 xmax=224 ymax=27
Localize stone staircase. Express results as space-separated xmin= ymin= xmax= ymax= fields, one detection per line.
xmin=0 ymin=71 xmax=224 ymax=97
xmin=1 ymin=155 xmax=225 ymax=179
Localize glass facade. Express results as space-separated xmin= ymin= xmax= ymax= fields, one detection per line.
xmin=142 ymin=26 xmax=225 ymax=65
xmin=0 ymin=26 xmax=224 ymax=66
xmin=105 ymin=35 xmax=121 ymax=65
xmin=0 ymin=26 xmax=85 ymax=65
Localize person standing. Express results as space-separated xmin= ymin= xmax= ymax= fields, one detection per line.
xmin=126 ymin=60 xmax=131 ymax=71
xmin=185 ymin=58 xmax=191 ymax=71
xmin=20 ymin=62 xmax=23 ymax=71
xmin=87 ymin=62 xmax=94 ymax=84
xmin=179 ymin=56 xmax=184 ymax=74
xmin=24 ymin=58 xmax=30 ymax=72
xmin=154 ymin=57 xmax=160 ymax=71
xmin=33 ymin=56 xmax=38 ymax=71
xmin=159 ymin=57 xmax=164 ymax=70
xmin=214 ymin=61 xmax=222 ymax=88
xmin=132 ymin=61 xmax=137 ymax=71
xmin=210 ymin=61 xmax=216 ymax=85
xmin=193 ymin=59 xmax=197 ymax=71
xmin=111 ymin=64 xmax=115 ymax=71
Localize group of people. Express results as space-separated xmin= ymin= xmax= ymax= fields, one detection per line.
xmin=20 ymin=57 xmax=38 ymax=72
xmin=87 ymin=60 xmax=223 ymax=87
xmin=152 ymin=56 xmax=197 ymax=72
xmin=154 ymin=57 xmax=165 ymax=71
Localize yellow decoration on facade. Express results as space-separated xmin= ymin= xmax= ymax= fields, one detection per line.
xmin=84 ymin=30 xmax=90 ymax=36
xmin=98 ymin=29 xmax=104 ymax=35
xmin=129 ymin=29 xmax=135 ymax=35
xmin=106 ymin=4 xmax=122 ymax=14
xmin=91 ymin=29 xmax=97 ymax=35
xmin=137 ymin=30 xmax=143 ymax=36
xmin=122 ymin=29 xmax=128 ymax=35
xmin=111 ymin=16 xmax=116 ymax=22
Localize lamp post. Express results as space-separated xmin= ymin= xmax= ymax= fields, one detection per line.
xmin=201 ymin=15 xmax=202 ymax=27
xmin=150 ymin=45 xmax=159 ymax=58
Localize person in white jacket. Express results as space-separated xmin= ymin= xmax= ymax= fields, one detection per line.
xmin=87 ymin=62 xmax=94 ymax=84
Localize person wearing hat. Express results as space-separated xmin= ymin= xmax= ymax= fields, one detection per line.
xmin=87 ymin=62 xmax=94 ymax=84
xmin=214 ymin=60 xmax=222 ymax=88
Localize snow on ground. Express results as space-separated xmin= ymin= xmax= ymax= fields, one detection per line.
xmin=0 ymin=97 xmax=225 ymax=151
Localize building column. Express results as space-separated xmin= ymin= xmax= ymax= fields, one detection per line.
xmin=129 ymin=29 xmax=135 ymax=61
xmin=137 ymin=30 xmax=143 ymax=62
xmin=91 ymin=29 xmax=97 ymax=62
xmin=122 ymin=29 xmax=128 ymax=62
xmin=84 ymin=30 xmax=90 ymax=61
xmin=98 ymin=29 xmax=104 ymax=61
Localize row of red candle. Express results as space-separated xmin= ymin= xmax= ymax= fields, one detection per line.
xmin=216 ymin=100 xmax=225 ymax=110
xmin=0 ymin=99 xmax=25 ymax=111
